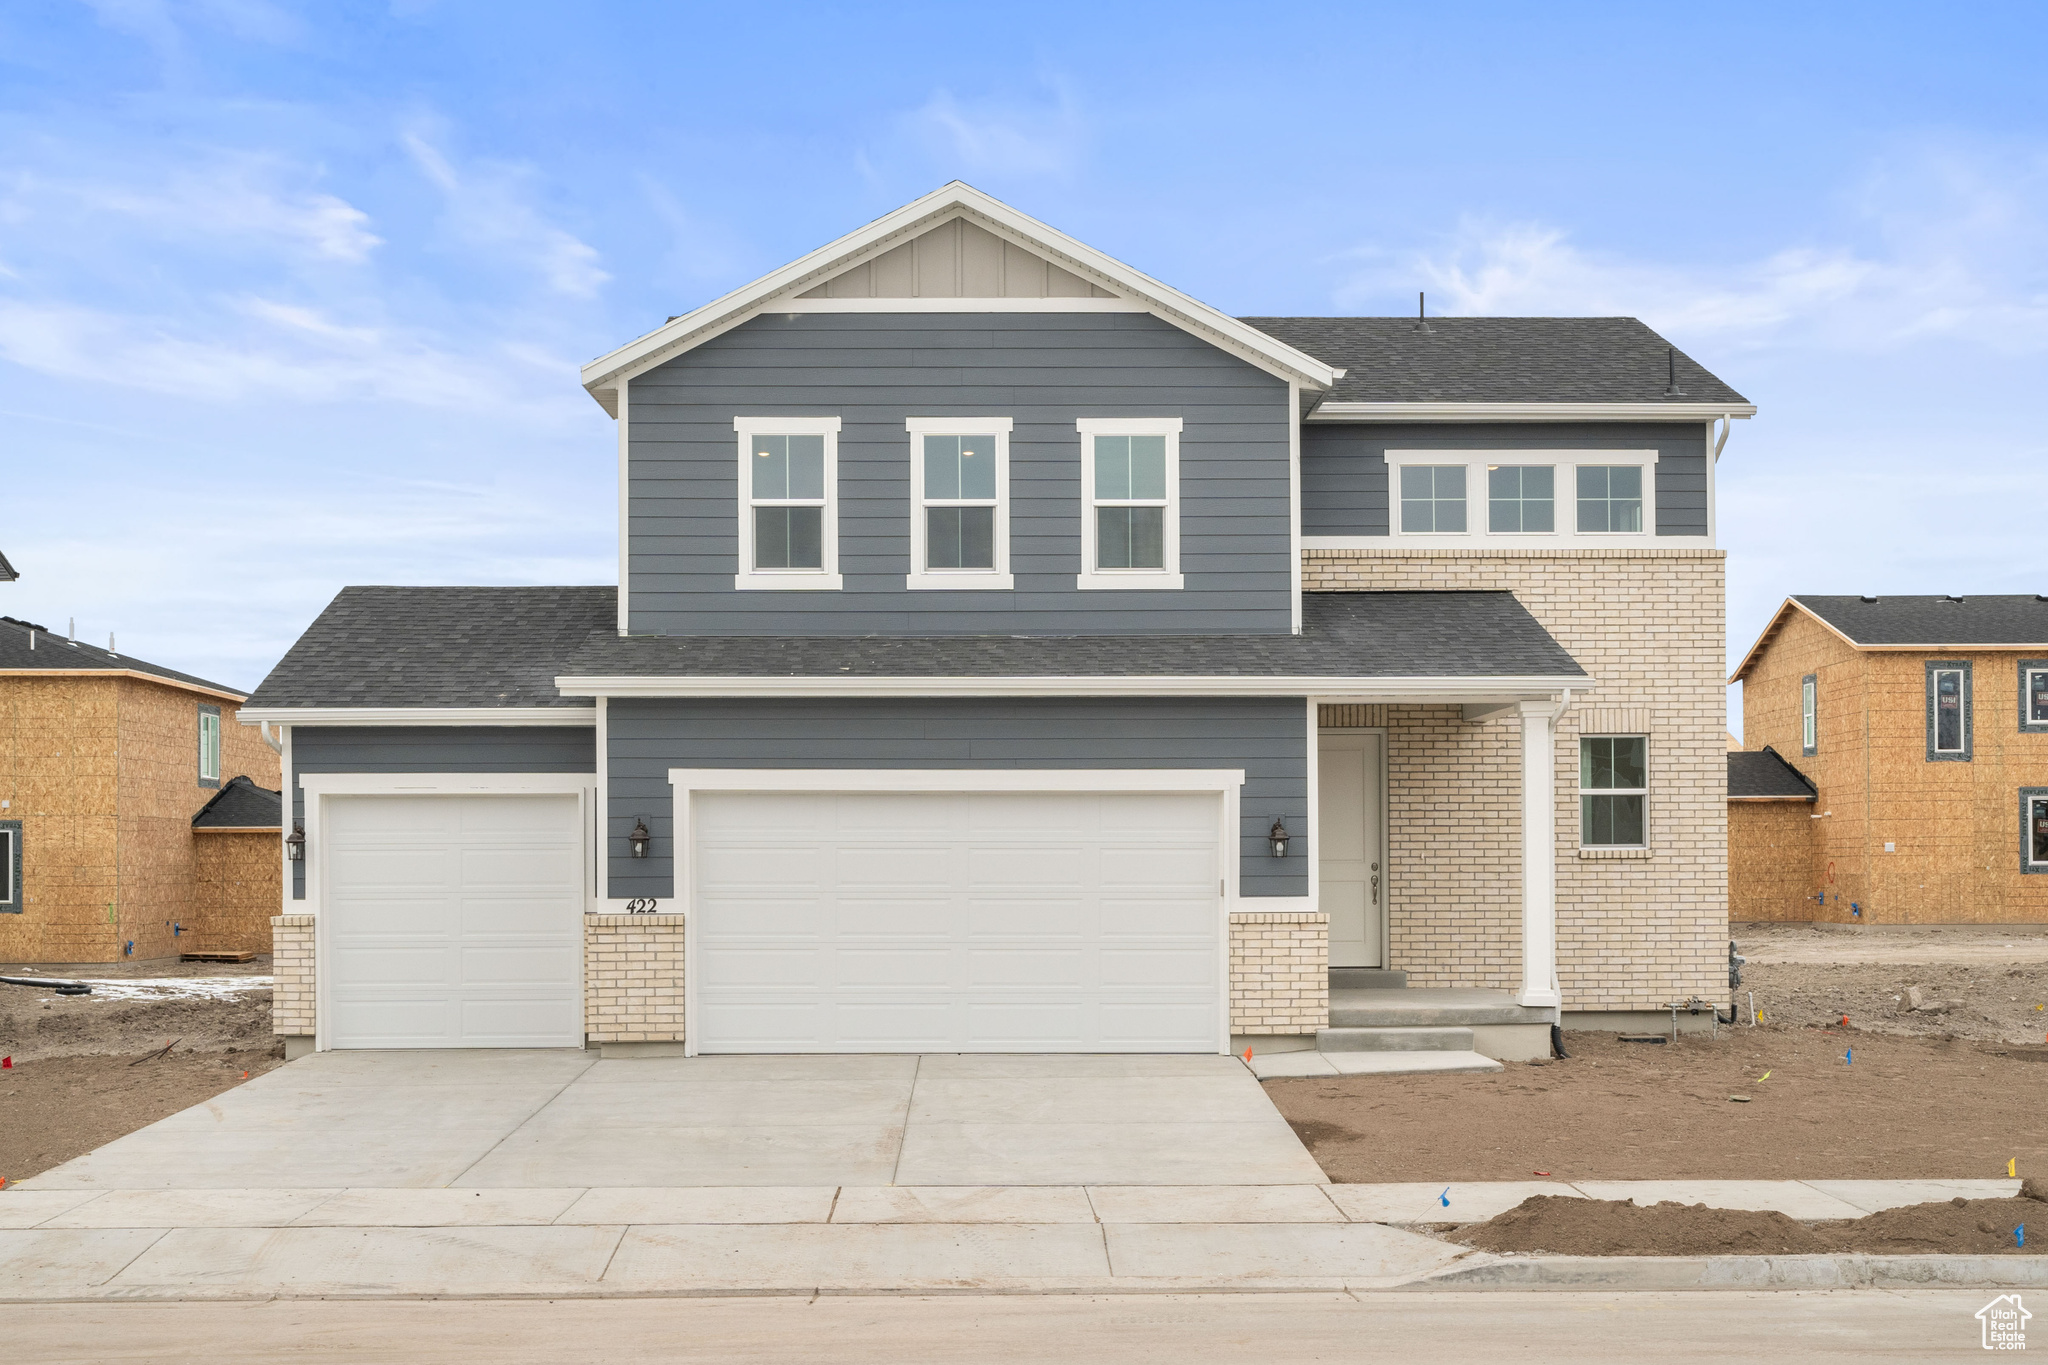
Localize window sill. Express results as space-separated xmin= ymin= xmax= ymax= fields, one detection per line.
xmin=1578 ymin=846 xmax=1652 ymax=860
xmin=1075 ymin=571 xmax=1184 ymax=591
xmin=733 ymin=573 xmax=844 ymax=592
xmin=905 ymin=572 xmax=1015 ymax=591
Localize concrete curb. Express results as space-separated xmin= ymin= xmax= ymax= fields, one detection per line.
xmin=1417 ymin=1252 xmax=2048 ymax=1291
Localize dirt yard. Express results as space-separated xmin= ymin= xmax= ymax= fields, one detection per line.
xmin=1268 ymin=925 xmax=2048 ymax=1183
xmin=0 ymin=958 xmax=283 ymax=1182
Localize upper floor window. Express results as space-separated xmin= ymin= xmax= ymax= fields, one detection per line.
xmin=1801 ymin=674 xmax=1817 ymax=756
xmin=0 ymin=820 xmax=18 ymax=912
xmin=1927 ymin=661 xmax=1972 ymax=761
xmin=2021 ymin=661 xmax=2048 ymax=734
xmin=907 ymin=418 xmax=1012 ymax=590
xmin=1576 ymin=466 xmax=1644 ymax=533
xmin=198 ymin=705 xmax=221 ymax=787
xmin=734 ymin=416 xmax=842 ymax=591
xmin=1581 ymin=735 xmax=1648 ymax=848
xmin=1487 ymin=465 xmax=1554 ymax=533
xmin=1399 ymin=465 xmax=1467 ymax=533
xmin=1077 ymin=418 xmax=1182 ymax=590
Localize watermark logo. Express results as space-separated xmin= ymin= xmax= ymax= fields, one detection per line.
xmin=1979 ymin=1294 xmax=2030 ymax=1351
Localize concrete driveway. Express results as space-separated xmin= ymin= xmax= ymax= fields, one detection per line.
xmin=21 ymin=1050 xmax=1326 ymax=1190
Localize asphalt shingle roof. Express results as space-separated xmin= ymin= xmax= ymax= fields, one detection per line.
xmin=1729 ymin=747 xmax=1817 ymax=800
xmin=191 ymin=775 xmax=283 ymax=829
xmin=0 ymin=550 xmax=16 ymax=581
xmin=1791 ymin=595 xmax=2048 ymax=647
xmin=246 ymin=586 xmax=616 ymax=710
xmin=1239 ymin=317 xmax=1749 ymax=408
xmin=0 ymin=616 xmax=243 ymax=696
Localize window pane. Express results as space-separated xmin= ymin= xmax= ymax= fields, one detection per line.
xmin=754 ymin=506 xmax=822 ymax=569
xmin=1576 ymin=465 xmax=1642 ymax=533
xmin=1402 ymin=465 xmax=1467 ymax=533
xmin=1097 ymin=506 xmax=1165 ymax=570
xmin=2034 ymin=798 xmax=2048 ymax=864
xmin=786 ymin=435 xmax=824 ymax=499
xmin=1578 ymin=466 xmax=1609 ymax=499
xmin=751 ymin=434 xmax=788 ymax=498
xmin=2031 ymin=670 xmax=2048 ymax=723
xmin=1094 ymin=435 xmax=1131 ymax=499
xmin=1489 ymin=465 xmax=1553 ymax=533
xmin=1400 ymin=465 xmax=1435 ymax=500
xmin=924 ymin=436 xmax=961 ymax=500
xmin=958 ymin=435 xmax=997 ymax=499
xmin=1582 ymin=793 xmax=1645 ymax=847
xmin=1936 ymin=672 xmax=1963 ymax=750
xmin=1128 ymin=436 xmax=1167 ymax=499
xmin=1610 ymin=466 xmax=1642 ymax=499
xmin=1582 ymin=737 xmax=1612 ymax=790
xmin=1611 ymin=736 xmax=1646 ymax=788
xmin=927 ymin=506 xmax=995 ymax=570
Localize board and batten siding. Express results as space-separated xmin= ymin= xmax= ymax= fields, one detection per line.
xmin=625 ymin=311 xmax=1294 ymax=635
xmin=1300 ymin=421 xmax=1711 ymax=538
xmin=288 ymin=725 xmax=596 ymax=899
xmin=605 ymin=696 xmax=1308 ymax=901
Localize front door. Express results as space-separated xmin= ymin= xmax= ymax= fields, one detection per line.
xmin=1318 ymin=732 xmax=1385 ymax=969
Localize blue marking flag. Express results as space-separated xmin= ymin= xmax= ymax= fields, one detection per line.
xmin=1439 ymin=1188 xmax=1450 ymax=1208
xmin=2020 ymin=1225 xmax=2027 ymax=1248
xmin=1845 ymin=1048 xmax=1853 ymax=1064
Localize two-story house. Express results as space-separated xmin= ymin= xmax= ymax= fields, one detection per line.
xmin=1729 ymin=595 xmax=2048 ymax=924
xmin=243 ymin=183 xmax=1751 ymax=1063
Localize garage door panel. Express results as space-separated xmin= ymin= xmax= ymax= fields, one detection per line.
xmin=966 ymin=898 xmax=1088 ymax=936
xmin=459 ymin=945 xmax=579 ymax=986
xmin=1099 ymin=949 xmax=1217 ymax=985
xmin=830 ymin=846 xmax=957 ymax=889
xmin=328 ymin=997 xmax=455 ymax=1045
xmin=1097 ymin=847 xmax=1216 ymax=886
xmin=1096 ymin=900 xmax=1217 ymax=936
xmin=696 ymin=844 xmax=827 ymax=888
xmin=331 ymin=945 xmax=451 ymax=984
xmin=459 ymin=997 xmax=581 ymax=1045
xmin=456 ymin=848 xmax=577 ymax=885
xmin=836 ymin=949 xmax=952 ymax=986
xmin=700 ymin=949 xmax=825 ymax=987
xmin=833 ymin=898 xmax=956 ymax=938
xmin=327 ymin=849 xmax=458 ymax=891
xmin=964 ymin=845 xmax=1089 ymax=887
xmin=965 ymin=950 xmax=1085 ymax=986
xmin=455 ymin=895 xmax=583 ymax=937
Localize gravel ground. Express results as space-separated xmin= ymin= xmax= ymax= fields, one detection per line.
xmin=1733 ymin=924 xmax=2048 ymax=1044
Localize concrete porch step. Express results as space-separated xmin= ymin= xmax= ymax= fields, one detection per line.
xmin=1328 ymin=988 xmax=1554 ymax=1030
xmin=1315 ymin=1026 xmax=1474 ymax=1053
xmin=1328 ymin=968 xmax=1408 ymax=990
xmin=1247 ymin=1050 xmax=1504 ymax=1079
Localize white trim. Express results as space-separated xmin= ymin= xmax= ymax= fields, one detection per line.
xmin=558 ymin=674 xmax=1586 ymax=700
xmin=1381 ymin=451 xmax=1665 ymax=548
xmin=1517 ymin=699 xmax=1566 ymax=1009
xmin=1304 ymin=536 xmax=1715 ymax=551
xmin=1577 ymin=731 xmax=1650 ymax=852
xmin=778 ymin=297 xmax=1149 ymax=314
xmin=1308 ymin=402 xmax=1757 ymax=422
xmin=279 ymin=723 xmax=295 ymax=912
xmin=596 ymin=696 xmax=610 ymax=902
xmin=299 ymin=772 xmax=597 ymax=796
xmin=667 ymin=766 xmax=1245 ymax=1057
xmin=734 ymin=417 xmax=843 ymax=591
xmin=1288 ymin=381 xmax=1303 ymax=635
xmin=616 ymin=378 xmax=630 ymax=635
xmin=240 ymin=707 xmax=595 ymax=728
xmin=579 ymin=184 xmax=1340 ymax=411
xmin=198 ymin=709 xmax=222 ymax=784
xmin=1076 ymin=417 xmax=1183 ymax=590
xmin=1303 ymin=699 xmax=1319 ymax=914
xmin=905 ymin=417 xmax=1014 ymax=591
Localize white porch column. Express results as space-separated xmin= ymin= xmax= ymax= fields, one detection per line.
xmin=1516 ymin=699 xmax=1566 ymax=1010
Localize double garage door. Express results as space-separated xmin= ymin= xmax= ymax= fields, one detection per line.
xmin=321 ymin=786 xmax=1224 ymax=1053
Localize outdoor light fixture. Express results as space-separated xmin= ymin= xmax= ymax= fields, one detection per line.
xmin=628 ymin=819 xmax=651 ymax=859
xmin=285 ymin=823 xmax=305 ymax=862
xmin=1268 ymin=816 xmax=1291 ymax=858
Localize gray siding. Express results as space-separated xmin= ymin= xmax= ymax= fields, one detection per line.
xmin=1300 ymin=421 xmax=1711 ymax=537
xmin=289 ymin=726 xmax=596 ymax=899
xmin=626 ymin=311 xmax=1294 ymax=635
xmin=606 ymin=696 xmax=1307 ymax=901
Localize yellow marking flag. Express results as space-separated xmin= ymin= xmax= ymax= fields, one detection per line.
xmin=2012 ymin=1159 xmax=2019 ymax=1178
xmin=1758 ymin=1071 xmax=1772 ymax=1081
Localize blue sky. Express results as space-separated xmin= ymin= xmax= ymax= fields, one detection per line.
xmin=3 ymin=2 xmax=2044 ymax=728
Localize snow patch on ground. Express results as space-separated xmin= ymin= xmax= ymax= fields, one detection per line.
xmin=59 ymin=977 xmax=274 ymax=1002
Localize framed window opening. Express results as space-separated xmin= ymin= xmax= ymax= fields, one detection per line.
xmin=1926 ymin=661 xmax=1972 ymax=762
xmin=1801 ymin=674 xmax=1817 ymax=756
xmin=1580 ymin=734 xmax=1648 ymax=849
xmin=734 ymin=416 xmax=842 ymax=590
xmin=1382 ymin=452 xmax=1658 ymax=547
xmin=906 ymin=417 xmax=1013 ymax=590
xmin=2025 ymin=789 xmax=2048 ymax=875
xmin=198 ymin=705 xmax=222 ymax=788
xmin=2021 ymin=661 xmax=2048 ymax=734
xmin=1077 ymin=418 xmax=1183 ymax=590
xmin=0 ymin=820 xmax=19 ymax=912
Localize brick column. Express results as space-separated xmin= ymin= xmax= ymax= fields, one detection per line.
xmin=1228 ymin=910 xmax=1328 ymax=1034
xmin=584 ymin=913 xmax=686 ymax=1043
xmin=270 ymin=913 xmax=316 ymax=1036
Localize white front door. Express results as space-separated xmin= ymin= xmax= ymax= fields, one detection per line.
xmin=1318 ymin=732 xmax=1385 ymax=968
xmin=323 ymin=794 xmax=584 ymax=1049
xmin=690 ymin=788 xmax=1224 ymax=1053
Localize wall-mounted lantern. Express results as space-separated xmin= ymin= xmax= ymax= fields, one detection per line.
xmin=628 ymin=819 xmax=651 ymax=859
xmin=1268 ymin=816 xmax=1291 ymax=859
xmin=285 ymin=823 xmax=305 ymax=862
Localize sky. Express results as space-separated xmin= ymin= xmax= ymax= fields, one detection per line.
xmin=1 ymin=2 xmax=2044 ymax=727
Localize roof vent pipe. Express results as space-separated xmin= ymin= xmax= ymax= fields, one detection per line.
xmin=1860 ymin=596 xmax=1878 ymax=603
xmin=1414 ymin=291 xmax=1430 ymax=333
xmin=1664 ymin=347 xmax=1684 ymax=396
xmin=107 ymin=632 xmax=116 ymax=656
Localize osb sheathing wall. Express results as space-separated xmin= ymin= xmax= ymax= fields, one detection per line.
xmin=1306 ymin=549 xmax=1728 ymax=1012
xmin=0 ymin=673 xmax=279 ymax=964
xmin=1740 ymin=608 xmax=2048 ymax=923
xmin=1728 ymin=801 xmax=1819 ymax=921
xmin=192 ymin=833 xmax=283 ymax=953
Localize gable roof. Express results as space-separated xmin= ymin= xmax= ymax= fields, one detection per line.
xmin=1728 ymin=746 xmax=1817 ymax=800
xmin=192 ymin=775 xmax=283 ymax=830
xmin=579 ymin=182 xmax=1341 ymax=412
xmin=1244 ymin=316 xmax=1751 ymax=414
xmin=0 ymin=550 xmax=16 ymax=581
xmin=1733 ymin=594 xmax=2048 ymax=681
xmin=0 ymin=616 xmax=245 ymax=700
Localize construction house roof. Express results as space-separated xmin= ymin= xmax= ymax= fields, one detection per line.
xmin=1728 ymin=747 xmax=1818 ymax=801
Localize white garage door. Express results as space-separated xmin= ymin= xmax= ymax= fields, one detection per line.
xmin=692 ymin=789 xmax=1223 ymax=1053
xmin=325 ymin=794 xmax=584 ymax=1049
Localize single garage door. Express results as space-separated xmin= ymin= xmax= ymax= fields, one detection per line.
xmin=692 ymin=789 xmax=1223 ymax=1053
xmin=325 ymin=794 xmax=583 ymax=1048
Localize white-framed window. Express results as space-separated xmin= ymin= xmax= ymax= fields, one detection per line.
xmin=1801 ymin=674 xmax=1817 ymax=756
xmin=2020 ymin=661 xmax=2048 ymax=734
xmin=906 ymin=417 xmax=1012 ymax=590
xmin=198 ymin=706 xmax=221 ymax=786
xmin=1580 ymin=735 xmax=1648 ymax=848
xmin=734 ymin=416 xmax=842 ymax=590
xmin=1384 ymin=452 xmax=1657 ymax=546
xmin=2026 ymin=789 xmax=2048 ymax=874
xmin=1926 ymin=661 xmax=1972 ymax=761
xmin=1077 ymin=418 xmax=1182 ymax=590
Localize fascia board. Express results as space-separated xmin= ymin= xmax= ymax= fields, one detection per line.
xmin=1308 ymin=402 xmax=1759 ymax=422
xmin=0 ymin=669 xmax=246 ymax=703
xmin=555 ymin=674 xmax=1588 ymax=700
xmin=192 ymin=825 xmax=284 ymax=833
xmin=1726 ymin=795 xmax=1819 ymax=803
xmin=237 ymin=706 xmax=597 ymax=727
xmin=579 ymin=184 xmax=1340 ymax=407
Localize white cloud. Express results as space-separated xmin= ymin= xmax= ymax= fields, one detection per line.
xmin=403 ymin=132 xmax=610 ymax=297
xmin=897 ymin=83 xmax=1087 ymax=177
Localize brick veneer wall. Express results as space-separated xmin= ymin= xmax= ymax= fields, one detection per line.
xmin=271 ymin=913 xmax=315 ymax=1035
xmin=1305 ymin=549 xmax=1728 ymax=1012
xmin=585 ymin=913 xmax=685 ymax=1043
xmin=1229 ymin=909 xmax=1328 ymax=1034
